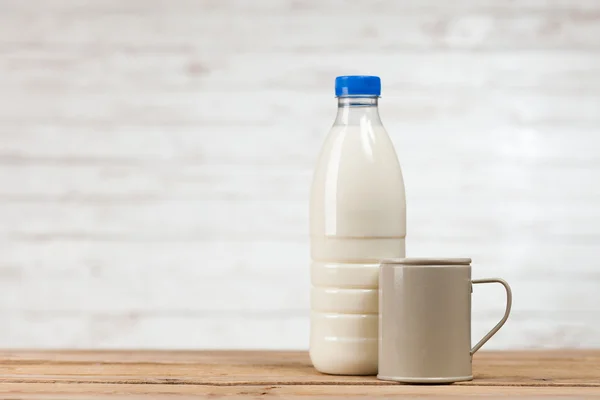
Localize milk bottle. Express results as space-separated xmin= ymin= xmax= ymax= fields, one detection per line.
xmin=310 ymin=76 xmax=406 ymax=375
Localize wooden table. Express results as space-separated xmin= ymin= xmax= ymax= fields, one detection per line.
xmin=0 ymin=350 xmax=598 ymax=399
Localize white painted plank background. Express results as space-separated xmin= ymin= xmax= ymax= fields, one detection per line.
xmin=0 ymin=0 xmax=599 ymax=349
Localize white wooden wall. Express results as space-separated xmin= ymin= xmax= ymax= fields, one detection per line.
xmin=1 ymin=0 xmax=599 ymax=349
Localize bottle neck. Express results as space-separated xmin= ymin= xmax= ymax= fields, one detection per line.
xmin=333 ymin=96 xmax=382 ymax=126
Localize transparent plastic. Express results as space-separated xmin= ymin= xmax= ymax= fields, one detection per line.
xmin=309 ymin=95 xmax=406 ymax=375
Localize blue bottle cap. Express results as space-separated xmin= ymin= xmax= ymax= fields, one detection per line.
xmin=335 ymin=75 xmax=381 ymax=97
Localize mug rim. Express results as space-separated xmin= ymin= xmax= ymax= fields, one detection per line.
xmin=380 ymin=258 xmax=472 ymax=266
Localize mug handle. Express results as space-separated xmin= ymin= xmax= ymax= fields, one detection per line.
xmin=470 ymin=278 xmax=512 ymax=355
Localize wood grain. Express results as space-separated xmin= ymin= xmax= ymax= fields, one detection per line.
xmin=2 ymin=383 xmax=600 ymax=400
xmin=2 ymin=1 xmax=600 ymax=52
xmin=0 ymin=350 xmax=598 ymax=386
xmin=0 ymin=351 xmax=598 ymax=399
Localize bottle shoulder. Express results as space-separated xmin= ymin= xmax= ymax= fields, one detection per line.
xmin=312 ymin=125 xmax=404 ymax=185
xmin=309 ymin=124 xmax=406 ymax=237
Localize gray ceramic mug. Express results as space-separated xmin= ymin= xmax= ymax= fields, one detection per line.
xmin=378 ymin=258 xmax=512 ymax=383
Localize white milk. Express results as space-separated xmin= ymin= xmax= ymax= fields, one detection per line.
xmin=310 ymin=77 xmax=406 ymax=375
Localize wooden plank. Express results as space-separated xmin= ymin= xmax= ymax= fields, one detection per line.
xmin=0 ymin=198 xmax=598 ymax=242
xmin=0 ymin=351 xmax=598 ymax=387
xmin=0 ymin=162 xmax=597 ymax=203
xmin=1 ymin=382 xmax=599 ymax=399
xmin=203 ymin=53 xmax=600 ymax=93
xmin=1 ymin=240 xmax=598 ymax=282
xmin=2 ymin=1 xmax=600 ymax=52
xmin=1 ymin=267 xmax=598 ymax=313
xmin=1 ymin=310 xmax=599 ymax=349
xmin=0 ymin=315 xmax=310 ymax=350
xmin=2 ymin=125 xmax=599 ymax=167
xmin=1 ymin=89 xmax=599 ymax=126
xmin=0 ymin=136 xmax=598 ymax=198
xmin=0 ymin=165 xmax=311 ymax=202
xmin=2 ymin=0 xmax=600 ymax=14
xmin=3 ymin=51 xmax=600 ymax=94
